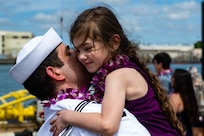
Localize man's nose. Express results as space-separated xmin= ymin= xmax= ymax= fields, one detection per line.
xmin=68 ymin=49 xmax=77 ymax=57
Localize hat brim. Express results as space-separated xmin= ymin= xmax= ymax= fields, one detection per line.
xmin=9 ymin=28 xmax=62 ymax=84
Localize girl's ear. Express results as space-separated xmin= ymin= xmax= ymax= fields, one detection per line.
xmin=111 ymin=34 xmax=121 ymax=50
xmin=46 ymin=66 xmax=65 ymax=81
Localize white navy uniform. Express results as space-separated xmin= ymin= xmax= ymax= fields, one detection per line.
xmin=37 ymin=99 xmax=150 ymax=136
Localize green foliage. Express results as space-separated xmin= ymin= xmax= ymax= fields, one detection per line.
xmin=194 ymin=41 xmax=202 ymax=48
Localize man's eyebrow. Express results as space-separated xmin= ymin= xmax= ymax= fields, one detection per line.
xmin=66 ymin=45 xmax=70 ymax=49
xmin=65 ymin=45 xmax=71 ymax=55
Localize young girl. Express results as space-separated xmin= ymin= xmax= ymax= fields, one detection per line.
xmin=51 ymin=6 xmax=183 ymax=136
xmin=169 ymin=69 xmax=202 ymax=136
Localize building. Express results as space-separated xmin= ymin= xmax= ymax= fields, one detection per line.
xmin=0 ymin=30 xmax=33 ymax=59
xmin=0 ymin=30 xmax=201 ymax=64
xmin=138 ymin=44 xmax=200 ymax=63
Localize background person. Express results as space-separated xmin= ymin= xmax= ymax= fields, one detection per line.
xmin=9 ymin=28 xmax=150 ymax=136
xmin=188 ymin=66 xmax=204 ymax=108
xmin=169 ymin=68 xmax=202 ymax=136
xmin=152 ymin=52 xmax=173 ymax=94
xmin=188 ymin=66 xmax=204 ymax=136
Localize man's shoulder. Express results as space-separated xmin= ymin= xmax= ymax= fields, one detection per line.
xmin=158 ymin=73 xmax=172 ymax=80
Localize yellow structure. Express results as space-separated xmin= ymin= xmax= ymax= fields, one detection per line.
xmin=0 ymin=89 xmax=36 ymax=123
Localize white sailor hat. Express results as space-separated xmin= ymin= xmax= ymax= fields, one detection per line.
xmin=9 ymin=28 xmax=62 ymax=84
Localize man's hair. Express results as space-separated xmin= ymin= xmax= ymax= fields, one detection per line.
xmin=153 ymin=52 xmax=171 ymax=69
xmin=23 ymin=49 xmax=64 ymax=100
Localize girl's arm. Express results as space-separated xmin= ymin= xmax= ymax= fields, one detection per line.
xmin=51 ymin=69 xmax=127 ymax=136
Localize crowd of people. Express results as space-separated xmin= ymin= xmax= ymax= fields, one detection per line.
xmin=153 ymin=52 xmax=204 ymax=136
xmin=9 ymin=4 xmax=204 ymax=136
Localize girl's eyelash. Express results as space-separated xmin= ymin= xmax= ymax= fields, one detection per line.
xmin=86 ymin=46 xmax=94 ymax=50
xmin=86 ymin=47 xmax=92 ymax=50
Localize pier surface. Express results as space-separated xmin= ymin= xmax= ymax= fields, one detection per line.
xmin=0 ymin=121 xmax=39 ymax=136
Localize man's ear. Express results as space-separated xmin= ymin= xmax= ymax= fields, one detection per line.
xmin=111 ymin=34 xmax=121 ymax=50
xmin=46 ymin=66 xmax=65 ymax=81
xmin=158 ymin=62 xmax=163 ymax=67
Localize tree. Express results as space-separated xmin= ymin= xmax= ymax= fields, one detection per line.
xmin=194 ymin=41 xmax=202 ymax=48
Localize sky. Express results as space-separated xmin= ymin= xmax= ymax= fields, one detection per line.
xmin=0 ymin=0 xmax=202 ymax=45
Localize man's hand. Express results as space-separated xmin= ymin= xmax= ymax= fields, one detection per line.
xmin=38 ymin=110 xmax=44 ymax=119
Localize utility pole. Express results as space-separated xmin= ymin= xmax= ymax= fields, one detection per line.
xmin=60 ymin=16 xmax=63 ymax=39
xmin=60 ymin=0 xmax=63 ymax=39
xmin=202 ymin=1 xmax=204 ymax=79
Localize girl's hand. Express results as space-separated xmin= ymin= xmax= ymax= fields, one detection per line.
xmin=50 ymin=110 xmax=71 ymax=136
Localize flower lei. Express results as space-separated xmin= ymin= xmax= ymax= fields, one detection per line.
xmin=158 ymin=68 xmax=173 ymax=76
xmin=89 ymin=54 xmax=131 ymax=103
xmin=42 ymin=54 xmax=132 ymax=107
xmin=42 ymin=86 xmax=90 ymax=107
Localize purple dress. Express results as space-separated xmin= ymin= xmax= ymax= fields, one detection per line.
xmin=125 ymin=63 xmax=180 ymax=136
xmin=89 ymin=55 xmax=180 ymax=136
